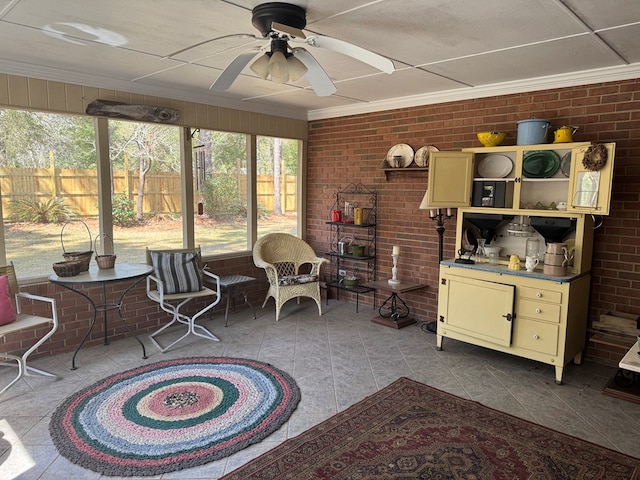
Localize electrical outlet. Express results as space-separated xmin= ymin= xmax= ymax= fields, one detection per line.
xmin=338 ymin=269 xmax=346 ymax=276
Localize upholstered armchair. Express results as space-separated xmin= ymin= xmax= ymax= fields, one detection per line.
xmin=253 ymin=233 xmax=328 ymax=321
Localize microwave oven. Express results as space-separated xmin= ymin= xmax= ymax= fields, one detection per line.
xmin=471 ymin=181 xmax=513 ymax=208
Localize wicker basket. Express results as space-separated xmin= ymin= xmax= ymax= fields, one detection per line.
xmin=53 ymin=260 xmax=82 ymax=277
xmin=61 ymin=221 xmax=93 ymax=271
xmin=94 ymin=234 xmax=116 ymax=269
xmin=96 ymin=254 xmax=117 ymax=269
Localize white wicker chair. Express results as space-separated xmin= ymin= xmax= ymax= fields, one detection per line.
xmin=253 ymin=233 xmax=328 ymax=321
xmin=0 ymin=262 xmax=58 ymax=395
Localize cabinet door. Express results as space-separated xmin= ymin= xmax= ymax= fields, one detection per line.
xmin=568 ymin=143 xmax=615 ymax=215
xmin=427 ymin=152 xmax=474 ymax=207
xmin=439 ymin=275 xmax=514 ymax=346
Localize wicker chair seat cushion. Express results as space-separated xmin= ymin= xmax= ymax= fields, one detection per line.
xmin=278 ymin=274 xmax=319 ymax=287
xmin=151 ymin=252 xmax=202 ymax=294
xmin=0 ymin=275 xmax=17 ymax=326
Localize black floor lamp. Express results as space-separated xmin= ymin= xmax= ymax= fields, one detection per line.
xmin=419 ymin=191 xmax=453 ymax=333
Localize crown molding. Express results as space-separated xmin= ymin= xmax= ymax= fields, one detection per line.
xmin=2 ymin=59 xmax=639 ymax=123
xmin=307 ymin=63 xmax=640 ymax=121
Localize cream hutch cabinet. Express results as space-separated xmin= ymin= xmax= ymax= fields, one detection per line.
xmin=428 ymin=142 xmax=615 ymax=384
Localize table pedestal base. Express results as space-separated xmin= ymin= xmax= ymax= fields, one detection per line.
xmin=371 ymin=316 xmax=416 ymax=329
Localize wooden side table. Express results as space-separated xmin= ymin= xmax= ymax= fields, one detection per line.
xmin=364 ymin=280 xmax=427 ymax=329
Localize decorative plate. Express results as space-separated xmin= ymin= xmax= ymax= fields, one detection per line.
xmin=560 ymin=152 xmax=571 ymax=177
xmin=386 ymin=143 xmax=414 ymax=168
xmin=477 ymin=154 xmax=513 ymax=178
xmin=522 ymin=150 xmax=560 ymax=178
xmin=414 ymin=145 xmax=439 ymax=167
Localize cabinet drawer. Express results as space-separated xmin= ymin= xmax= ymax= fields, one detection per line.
xmin=518 ymin=286 xmax=562 ymax=303
xmin=513 ymin=318 xmax=559 ymax=356
xmin=517 ymin=298 xmax=561 ymax=323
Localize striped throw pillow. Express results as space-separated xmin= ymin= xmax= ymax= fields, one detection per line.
xmin=151 ymin=252 xmax=202 ymax=294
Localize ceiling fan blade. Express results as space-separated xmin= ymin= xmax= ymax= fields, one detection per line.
xmin=271 ymin=21 xmax=306 ymax=39
xmin=292 ymin=48 xmax=337 ymax=97
xmin=306 ymin=35 xmax=395 ymax=74
xmin=163 ymin=33 xmax=260 ymax=59
xmin=210 ymin=49 xmax=262 ymax=92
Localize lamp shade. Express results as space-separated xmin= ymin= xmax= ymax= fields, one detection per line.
xmin=287 ymin=55 xmax=307 ymax=81
xmin=268 ymin=50 xmax=289 ymax=83
xmin=419 ymin=190 xmax=430 ymax=210
xmin=250 ymin=53 xmax=271 ymax=79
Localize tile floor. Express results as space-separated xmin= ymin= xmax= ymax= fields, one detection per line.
xmin=1 ymin=298 xmax=639 ymax=479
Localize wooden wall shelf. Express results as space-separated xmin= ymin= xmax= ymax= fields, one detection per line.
xmin=382 ymin=166 xmax=428 ymax=180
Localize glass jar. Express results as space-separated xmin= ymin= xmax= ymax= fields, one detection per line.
xmin=526 ymin=237 xmax=540 ymax=259
xmin=475 ymin=238 xmax=487 ymax=261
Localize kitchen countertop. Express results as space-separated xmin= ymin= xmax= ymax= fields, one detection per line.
xmin=440 ymin=259 xmax=584 ymax=283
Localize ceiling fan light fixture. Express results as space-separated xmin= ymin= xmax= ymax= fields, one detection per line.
xmin=287 ymin=54 xmax=307 ymax=81
xmin=213 ymin=2 xmax=394 ymax=96
xmin=250 ymin=53 xmax=271 ymax=79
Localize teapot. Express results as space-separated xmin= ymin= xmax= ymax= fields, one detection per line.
xmin=554 ymin=125 xmax=578 ymax=143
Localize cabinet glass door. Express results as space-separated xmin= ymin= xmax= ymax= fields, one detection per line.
xmin=518 ymin=147 xmax=571 ymax=211
xmin=568 ymin=143 xmax=615 ymax=215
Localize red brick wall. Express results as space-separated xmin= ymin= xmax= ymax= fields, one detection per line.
xmin=6 ymin=79 xmax=639 ymax=368
xmin=306 ymin=78 xmax=640 ymax=366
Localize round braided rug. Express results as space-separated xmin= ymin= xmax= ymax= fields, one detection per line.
xmin=49 ymin=357 xmax=300 ymax=477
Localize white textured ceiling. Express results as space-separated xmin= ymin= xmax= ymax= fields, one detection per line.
xmin=0 ymin=0 xmax=639 ymax=120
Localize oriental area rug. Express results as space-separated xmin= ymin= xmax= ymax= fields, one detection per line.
xmin=222 ymin=377 xmax=640 ymax=480
xmin=49 ymin=357 xmax=300 ymax=477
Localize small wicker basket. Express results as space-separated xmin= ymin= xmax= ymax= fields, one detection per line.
xmin=95 ymin=233 xmax=116 ymax=269
xmin=53 ymin=260 xmax=82 ymax=277
xmin=61 ymin=220 xmax=93 ymax=271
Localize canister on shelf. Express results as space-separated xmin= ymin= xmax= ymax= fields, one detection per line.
xmin=354 ymin=207 xmax=364 ymax=225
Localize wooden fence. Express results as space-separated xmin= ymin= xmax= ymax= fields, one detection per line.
xmin=0 ymin=167 xmax=297 ymax=217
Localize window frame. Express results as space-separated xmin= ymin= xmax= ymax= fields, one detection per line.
xmin=0 ymin=113 xmax=305 ymax=277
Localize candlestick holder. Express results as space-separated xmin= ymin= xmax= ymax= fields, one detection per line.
xmin=388 ymin=254 xmax=401 ymax=285
xmin=423 ymin=208 xmax=454 ymax=333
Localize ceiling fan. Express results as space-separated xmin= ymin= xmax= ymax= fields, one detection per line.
xmin=209 ymin=2 xmax=395 ymax=96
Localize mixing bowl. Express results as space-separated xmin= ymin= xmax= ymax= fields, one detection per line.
xmin=477 ymin=131 xmax=507 ymax=147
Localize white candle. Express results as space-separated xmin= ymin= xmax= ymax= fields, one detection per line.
xmin=430 ymin=210 xmax=435 ymax=218
xmin=392 ymin=245 xmax=400 ymax=256
xmin=447 ymin=208 xmax=452 ymax=216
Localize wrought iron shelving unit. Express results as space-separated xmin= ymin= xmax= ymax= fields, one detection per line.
xmin=325 ymin=183 xmax=377 ymax=311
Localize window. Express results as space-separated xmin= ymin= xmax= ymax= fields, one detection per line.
xmin=0 ymin=108 xmax=304 ymax=279
xmin=0 ymin=109 xmax=98 ymax=278
xmin=193 ymin=129 xmax=249 ymax=255
xmin=256 ymin=136 xmax=299 ymax=239
xmin=107 ymin=119 xmax=183 ymax=262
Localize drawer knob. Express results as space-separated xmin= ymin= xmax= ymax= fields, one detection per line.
xmin=533 ymin=334 xmax=539 ymax=340
xmin=536 ymin=308 xmax=541 ymax=314
xmin=536 ymin=292 xmax=542 ymax=298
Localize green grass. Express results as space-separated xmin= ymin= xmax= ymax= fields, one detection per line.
xmin=6 ymin=214 xmax=297 ymax=279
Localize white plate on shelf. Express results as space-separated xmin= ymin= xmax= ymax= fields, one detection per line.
xmin=477 ymin=154 xmax=513 ymax=178
xmin=414 ymin=145 xmax=439 ymax=167
xmin=560 ymin=152 xmax=571 ymax=177
xmin=386 ymin=143 xmax=414 ymax=168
